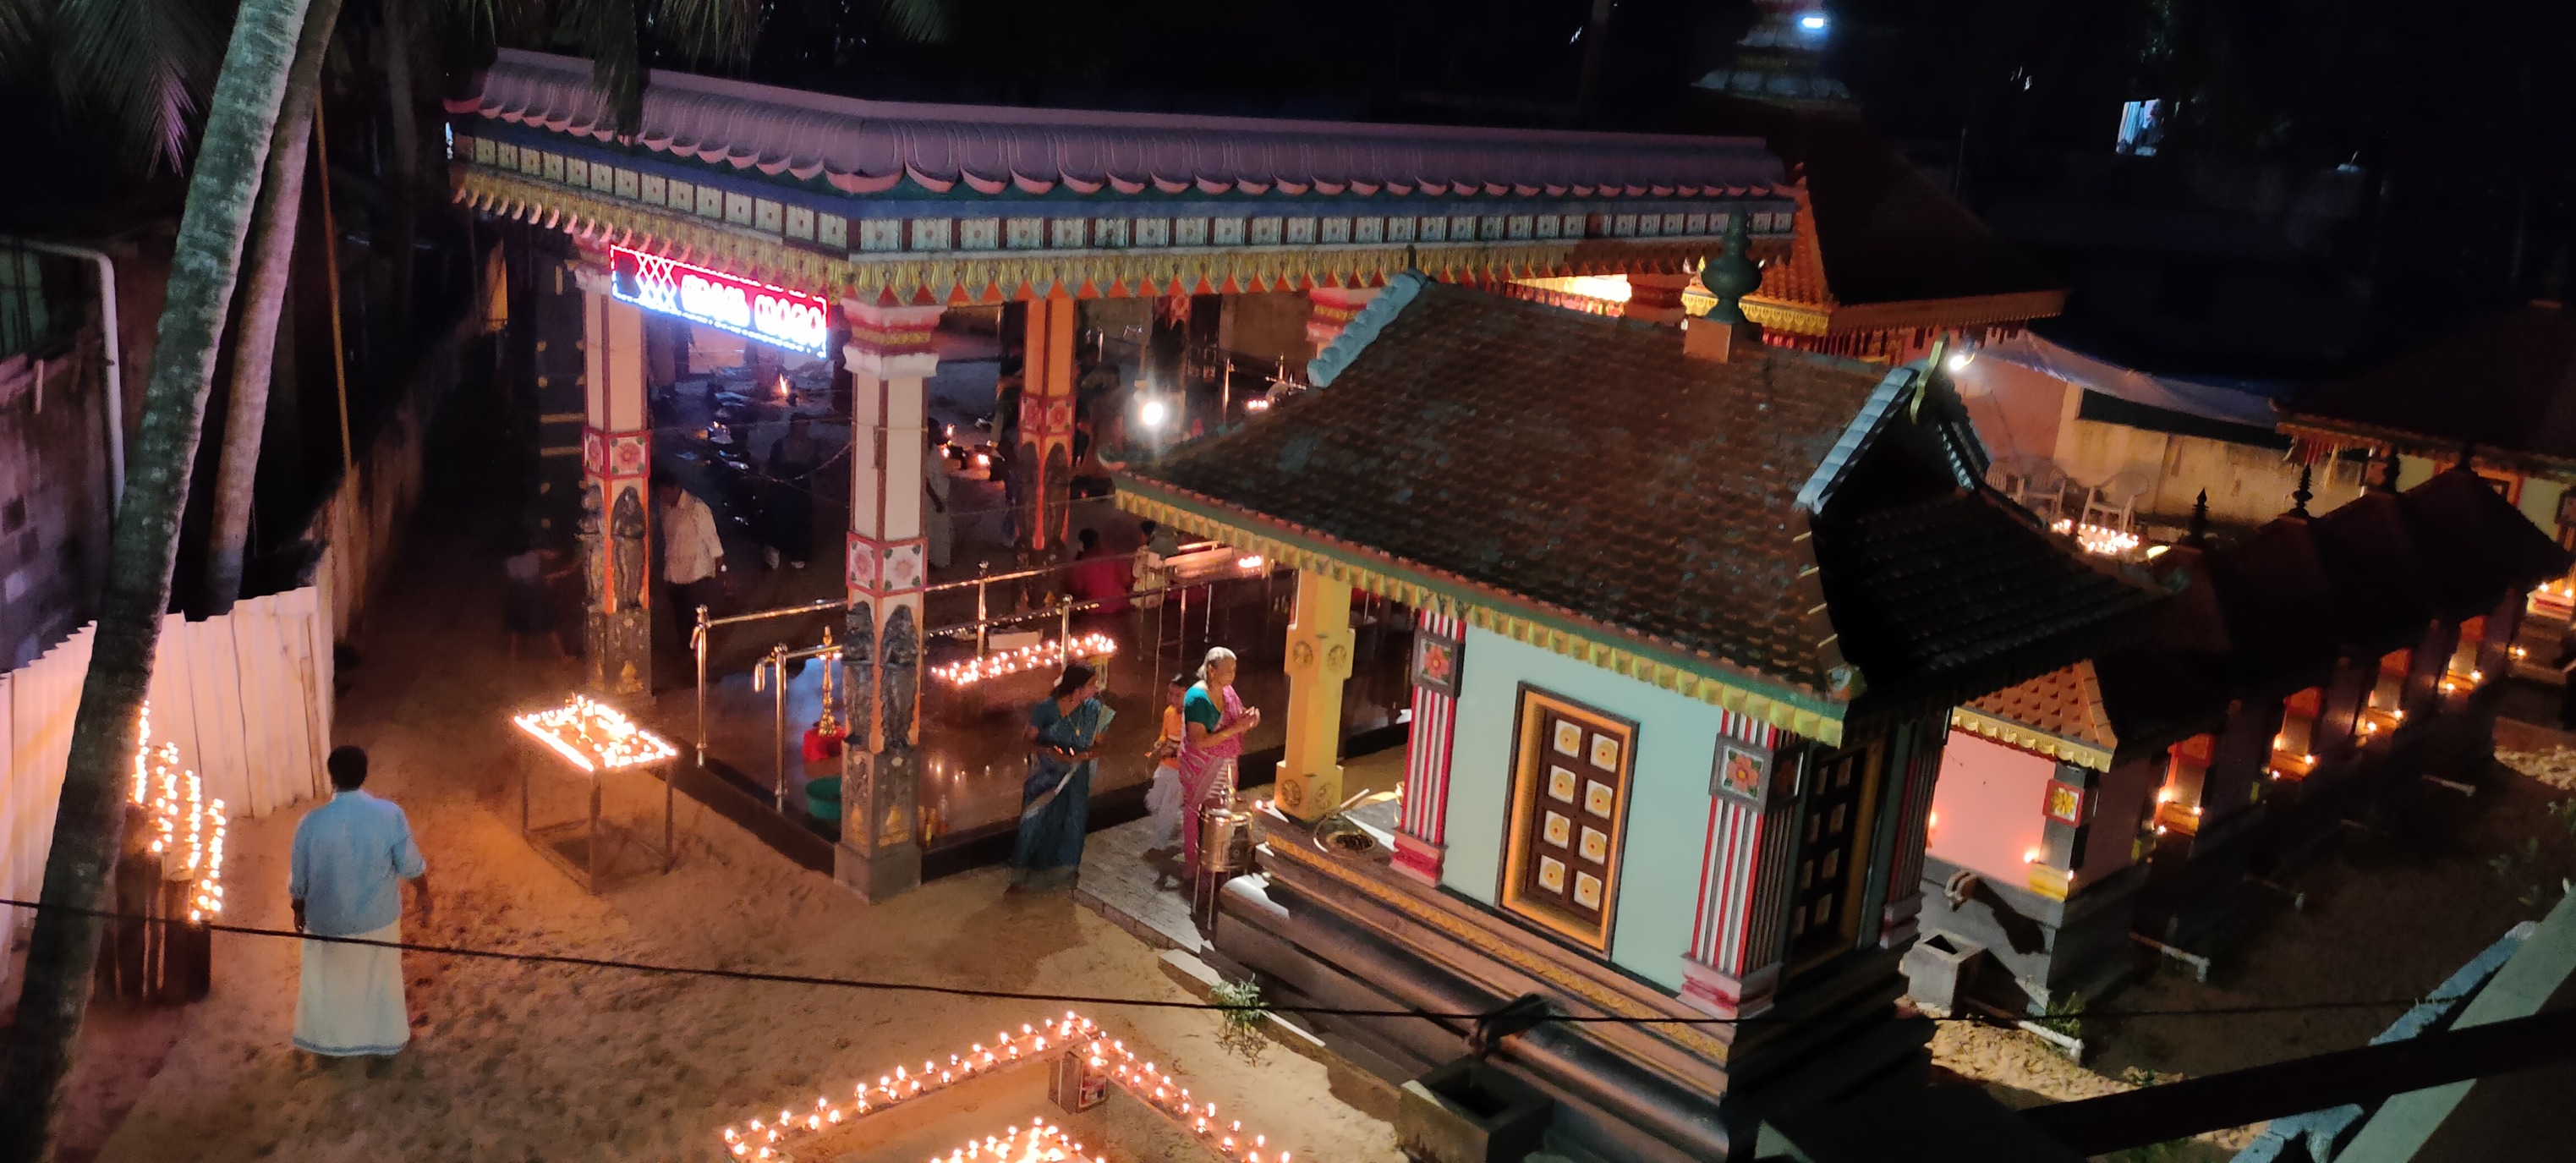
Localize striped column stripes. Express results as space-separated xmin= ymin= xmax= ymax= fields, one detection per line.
xmin=1687 ymin=710 xmax=1791 ymax=978
xmin=1394 ymin=609 xmax=1463 ymax=882
xmin=1878 ymin=712 xmax=1949 ymax=946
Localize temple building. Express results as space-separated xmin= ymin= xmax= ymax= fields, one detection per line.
xmin=1916 ymin=466 xmax=2569 ymax=1012
xmin=2278 ymin=300 xmax=2576 ymax=557
xmin=1111 ymin=249 xmax=2157 ymax=1161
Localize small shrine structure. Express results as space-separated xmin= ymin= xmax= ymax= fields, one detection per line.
xmin=1110 ymin=240 xmax=2156 ymax=1160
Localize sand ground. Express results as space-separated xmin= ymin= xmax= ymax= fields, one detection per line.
xmin=62 ymin=521 xmax=1401 ymax=1163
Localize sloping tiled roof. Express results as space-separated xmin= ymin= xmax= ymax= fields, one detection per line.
xmin=456 ymin=49 xmax=1787 ymax=200
xmin=1956 ymin=661 xmax=2119 ymax=770
xmin=2281 ymin=304 xmax=2576 ymax=469
xmin=2399 ymin=468 xmax=2576 ymax=617
xmin=1121 ymin=280 xmax=2157 ymax=717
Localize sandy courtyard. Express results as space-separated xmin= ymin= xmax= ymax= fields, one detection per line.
xmin=61 ymin=524 xmax=1401 ymax=1163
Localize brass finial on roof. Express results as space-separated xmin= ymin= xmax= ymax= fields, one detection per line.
xmin=1701 ymin=213 xmax=1762 ymax=329
xmin=2291 ymin=465 xmax=2314 ymax=517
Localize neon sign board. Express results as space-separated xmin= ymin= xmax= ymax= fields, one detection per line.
xmin=608 ymin=244 xmax=832 ymax=358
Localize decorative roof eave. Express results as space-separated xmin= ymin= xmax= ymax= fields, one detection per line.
xmin=1948 ymin=705 xmax=2116 ymax=772
xmin=1795 ymin=362 xmax=1939 ymax=511
xmin=454 ymin=165 xmax=1753 ymax=305
xmin=1115 ymin=475 xmax=1849 ymax=744
xmin=1308 ymin=270 xmax=1428 ymax=385
xmin=1742 ymin=288 xmax=2068 ymax=340
xmin=2277 ymin=414 xmax=2576 ymax=479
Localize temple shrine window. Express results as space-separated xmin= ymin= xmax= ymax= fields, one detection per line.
xmin=1499 ymin=688 xmax=1636 ymax=952
xmin=2272 ymin=687 xmax=2323 ymax=778
xmin=1789 ymin=742 xmax=1883 ymax=974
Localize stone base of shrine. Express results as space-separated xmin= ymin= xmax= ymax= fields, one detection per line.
xmin=836 ymin=839 xmax=924 ymax=902
xmin=1209 ymin=809 xmax=1930 ymax=1163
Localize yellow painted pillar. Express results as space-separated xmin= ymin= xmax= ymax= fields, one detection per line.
xmin=1275 ymin=570 xmax=1356 ymax=821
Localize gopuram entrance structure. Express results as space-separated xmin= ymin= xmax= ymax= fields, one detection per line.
xmin=447 ymin=48 xmax=1796 ymax=898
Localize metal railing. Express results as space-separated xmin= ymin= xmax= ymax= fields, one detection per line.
xmin=688 ymin=541 xmax=1262 ymax=798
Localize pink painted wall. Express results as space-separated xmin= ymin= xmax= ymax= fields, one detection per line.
xmin=1928 ymin=732 xmax=2055 ymax=886
xmin=2080 ymin=754 xmax=2161 ymax=884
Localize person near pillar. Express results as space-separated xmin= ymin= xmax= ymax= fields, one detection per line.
xmin=924 ymin=425 xmax=954 ymax=571
xmin=1064 ymin=528 xmax=1132 ymax=618
xmin=1143 ymin=672 xmax=1192 ymax=889
xmin=1011 ymin=662 xmax=1114 ymax=893
xmin=655 ymin=475 xmax=726 ymax=642
xmin=762 ymin=417 xmax=819 ymax=569
xmin=1177 ymin=647 xmax=1261 ymax=873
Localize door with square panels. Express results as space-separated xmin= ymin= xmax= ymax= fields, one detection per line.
xmin=1789 ymin=743 xmax=1879 ymax=972
xmin=1500 ymin=688 xmax=1635 ymax=951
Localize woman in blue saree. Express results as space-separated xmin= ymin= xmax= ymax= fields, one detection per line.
xmin=1011 ymin=662 xmax=1114 ymax=891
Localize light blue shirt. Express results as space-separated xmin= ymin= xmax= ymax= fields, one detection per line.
xmin=289 ymin=790 xmax=425 ymax=936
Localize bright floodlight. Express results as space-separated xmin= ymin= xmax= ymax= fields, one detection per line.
xmin=1140 ymin=398 xmax=1170 ymax=428
xmin=1799 ymin=14 xmax=1828 ymax=31
xmin=1945 ymin=350 xmax=1973 ymax=373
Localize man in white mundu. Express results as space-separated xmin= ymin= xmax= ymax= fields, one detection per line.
xmin=289 ymin=746 xmax=430 ymax=1062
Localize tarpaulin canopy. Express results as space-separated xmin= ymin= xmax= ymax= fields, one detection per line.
xmin=1978 ymin=331 xmax=2290 ymax=430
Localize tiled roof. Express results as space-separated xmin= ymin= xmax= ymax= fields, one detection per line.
xmin=1962 ymin=661 xmax=2118 ymax=758
xmin=2281 ymin=303 xmax=2576 ymax=467
xmin=2398 ymin=468 xmax=2576 ymax=617
xmin=455 ymin=49 xmax=1787 ymax=200
xmin=1123 ymin=281 xmax=2156 ymax=709
xmin=1811 ymin=490 xmax=2162 ymax=706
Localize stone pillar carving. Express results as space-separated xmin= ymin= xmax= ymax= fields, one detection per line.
xmin=836 ymin=299 xmax=943 ymax=902
xmin=1274 ymin=570 xmax=1357 ymax=821
xmin=573 ymin=264 xmax=653 ymax=696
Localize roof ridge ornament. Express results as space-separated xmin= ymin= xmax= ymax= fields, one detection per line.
xmin=2376 ymin=445 xmax=2403 ymax=493
xmin=1305 ymin=271 xmax=1427 ymax=387
xmin=2187 ymin=490 xmax=2210 ymax=547
xmin=2291 ymin=465 xmax=2314 ymax=518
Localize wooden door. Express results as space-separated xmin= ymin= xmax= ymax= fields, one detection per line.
xmin=1789 ymin=743 xmax=1878 ymax=970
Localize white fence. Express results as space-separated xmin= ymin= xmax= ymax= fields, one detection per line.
xmin=0 ymin=584 xmax=333 ymax=985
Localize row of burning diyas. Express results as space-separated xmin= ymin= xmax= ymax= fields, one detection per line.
xmin=2048 ymin=518 xmax=2146 ymax=558
xmin=1082 ymin=1033 xmax=1287 ymax=1163
xmin=129 ymin=708 xmax=228 ymax=923
xmin=721 ymin=1015 xmax=1098 ymax=1160
xmin=931 ymin=634 xmax=1119 ymax=688
xmin=512 ymin=694 xmax=680 ymax=771
xmin=931 ymin=1120 xmax=1100 ymax=1163
xmin=716 ymin=1012 xmax=1291 ymax=1163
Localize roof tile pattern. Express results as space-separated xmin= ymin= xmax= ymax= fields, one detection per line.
xmin=1128 ymin=283 xmax=2155 ymax=701
xmin=2283 ymin=304 xmax=2576 ymax=465
xmin=1813 ymin=491 xmax=2161 ymax=701
xmin=1967 ymin=661 xmax=2118 ymax=752
xmin=457 ymin=50 xmax=1787 ymax=201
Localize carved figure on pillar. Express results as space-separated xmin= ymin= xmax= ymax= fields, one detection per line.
xmin=880 ymin=605 xmax=921 ymax=747
xmin=842 ymin=597 xmax=877 ymax=751
xmin=578 ymin=482 xmax=605 ymax=612
xmin=609 ymin=485 xmax=647 ymax=612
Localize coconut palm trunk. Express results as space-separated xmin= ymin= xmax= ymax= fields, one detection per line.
xmin=381 ymin=0 xmax=419 ymax=331
xmin=202 ymin=0 xmax=348 ymax=615
xmin=0 ymin=0 xmax=315 ymax=1155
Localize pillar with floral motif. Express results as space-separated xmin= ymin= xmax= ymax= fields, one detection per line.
xmin=1017 ymin=294 xmax=1078 ymax=553
xmin=1392 ymin=608 xmax=1464 ymax=883
xmin=573 ymin=262 xmax=654 ymax=697
xmin=837 ymin=299 xmax=941 ymax=902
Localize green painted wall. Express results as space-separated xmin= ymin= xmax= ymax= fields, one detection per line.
xmin=1441 ymin=626 xmax=1732 ymax=992
xmin=2519 ymin=477 xmax=2567 ymax=537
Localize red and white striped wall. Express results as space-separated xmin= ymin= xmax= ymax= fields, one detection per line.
xmin=1680 ymin=710 xmax=1797 ymax=1017
xmin=1393 ymin=608 xmax=1463 ymax=883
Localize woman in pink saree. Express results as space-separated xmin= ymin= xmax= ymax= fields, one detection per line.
xmin=1176 ymin=647 xmax=1262 ymax=872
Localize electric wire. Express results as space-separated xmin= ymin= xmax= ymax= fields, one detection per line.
xmin=0 ymin=897 xmax=2462 ymax=1032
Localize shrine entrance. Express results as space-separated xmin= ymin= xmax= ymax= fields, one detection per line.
xmin=453 ymin=46 xmax=1795 ymax=898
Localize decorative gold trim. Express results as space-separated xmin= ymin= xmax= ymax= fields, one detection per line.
xmin=1948 ymin=705 xmax=2115 ymax=772
xmin=1260 ymin=829 xmax=1731 ymax=1063
xmin=1115 ymin=488 xmax=1846 ymax=744
xmin=2025 ymin=864 xmax=2073 ymax=902
xmin=454 ymin=165 xmax=1754 ymax=306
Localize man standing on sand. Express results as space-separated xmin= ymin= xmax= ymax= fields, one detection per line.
xmin=290 ymin=746 xmax=430 ymax=1062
